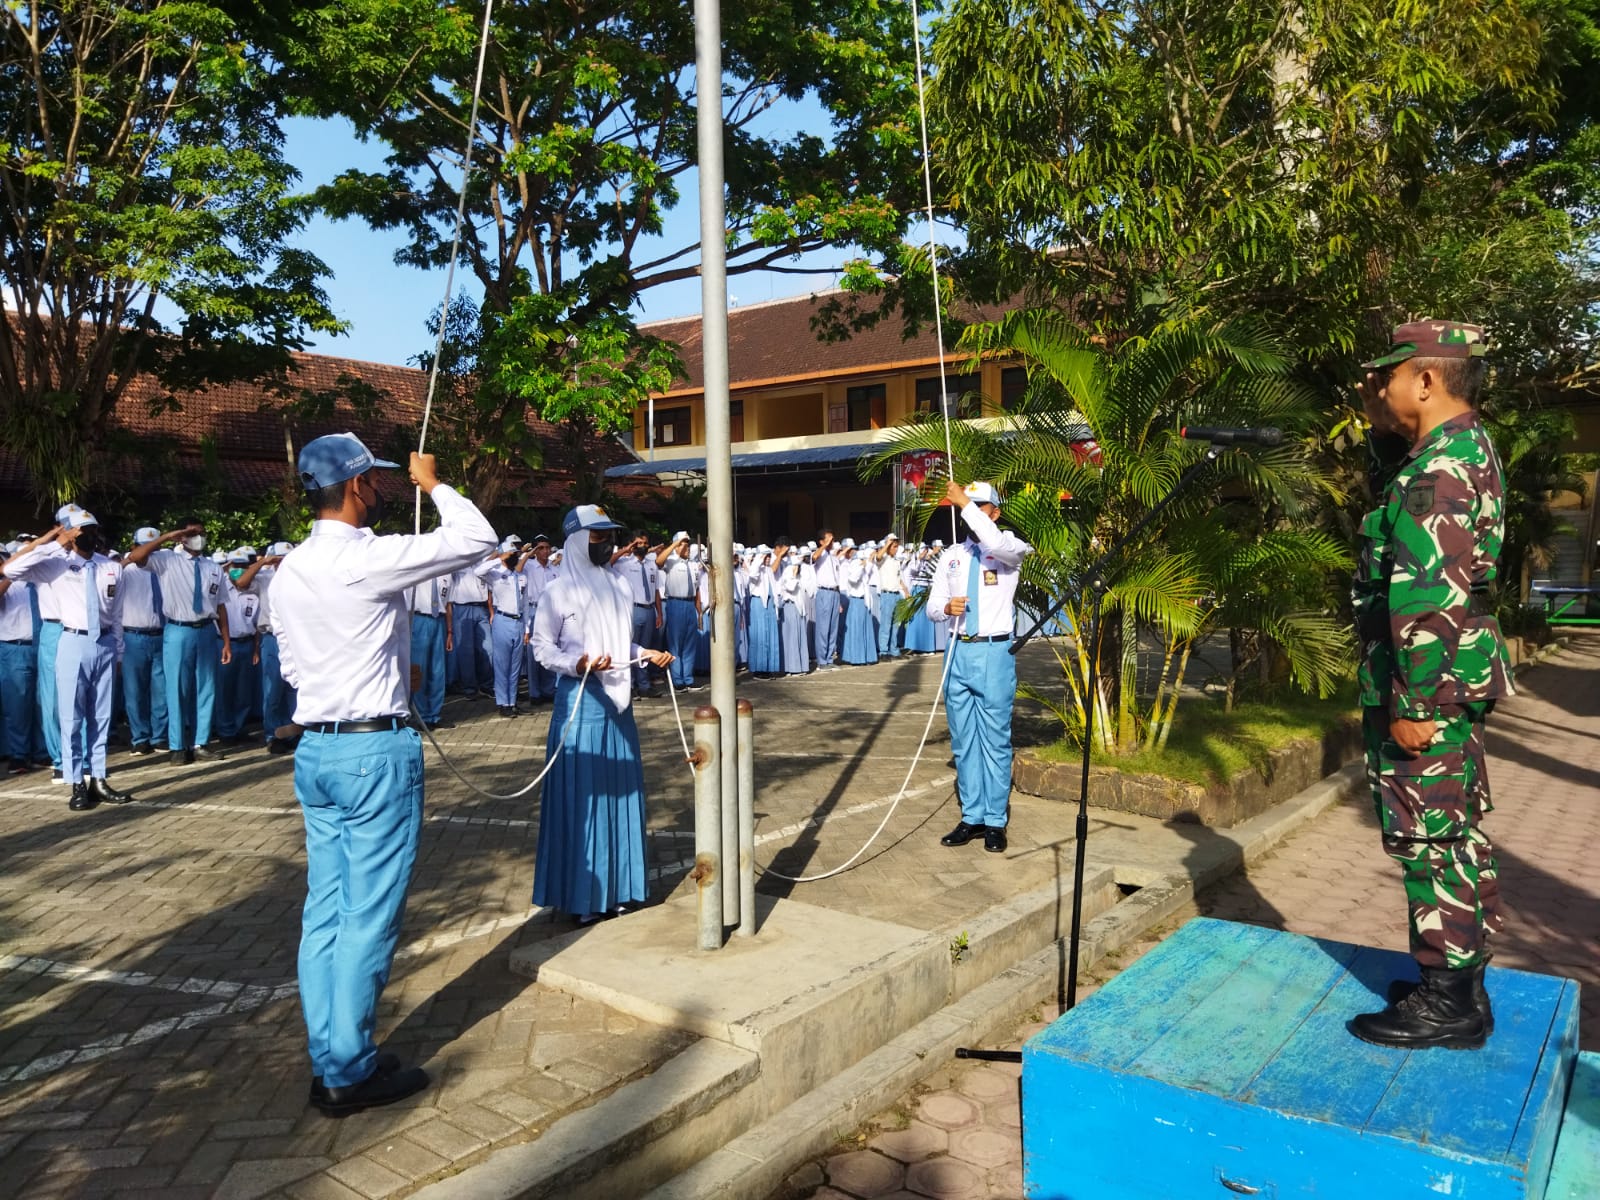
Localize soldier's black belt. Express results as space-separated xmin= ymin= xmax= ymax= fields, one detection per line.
xmin=304 ymin=717 xmax=411 ymax=735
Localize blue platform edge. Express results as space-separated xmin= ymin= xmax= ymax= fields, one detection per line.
xmin=1022 ymin=918 xmax=1582 ymax=1200
xmin=1546 ymin=1051 xmax=1600 ymax=1199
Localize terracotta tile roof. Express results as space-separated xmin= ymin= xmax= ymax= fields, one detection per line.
xmin=642 ymin=289 xmax=1013 ymax=395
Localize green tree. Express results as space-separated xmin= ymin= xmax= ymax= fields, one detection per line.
xmin=0 ymin=1 xmax=343 ymax=508
xmin=290 ymin=0 xmax=924 ymax=507
xmin=874 ymin=310 xmax=1352 ymax=753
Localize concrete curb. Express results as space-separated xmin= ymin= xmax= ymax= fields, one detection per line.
xmin=644 ymin=761 xmax=1366 ymax=1200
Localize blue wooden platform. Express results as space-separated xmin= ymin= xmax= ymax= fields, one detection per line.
xmin=1023 ymin=918 xmax=1583 ymax=1199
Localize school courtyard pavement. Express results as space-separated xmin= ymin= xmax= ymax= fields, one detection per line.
xmin=789 ymin=630 xmax=1600 ymax=1200
xmin=0 ymin=631 xmax=1594 ymax=1199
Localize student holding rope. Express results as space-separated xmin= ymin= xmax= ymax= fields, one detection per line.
xmin=531 ymin=505 xmax=674 ymax=925
xmin=271 ymin=435 xmax=497 ymax=1117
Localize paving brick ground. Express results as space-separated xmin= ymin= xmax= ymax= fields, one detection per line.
xmin=788 ymin=633 xmax=1600 ymax=1200
xmin=0 ymin=643 xmax=1076 ymax=1198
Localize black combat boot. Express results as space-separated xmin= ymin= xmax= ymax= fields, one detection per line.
xmin=1388 ymin=960 xmax=1493 ymax=1035
xmin=1351 ymin=964 xmax=1487 ymax=1050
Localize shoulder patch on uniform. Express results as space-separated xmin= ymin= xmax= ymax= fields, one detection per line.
xmin=1404 ymin=482 xmax=1435 ymax=516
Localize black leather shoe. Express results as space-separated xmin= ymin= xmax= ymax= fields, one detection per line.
xmin=91 ymin=778 xmax=133 ymax=804
xmin=310 ymin=1051 xmax=401 ymax=1103
xmin=130 ymin=742 xmax=153 ymax=756
xmin=170 ymin=748 xmax=194 ymax=766
xmin=68 ymin=781 xmax=97 ymax=811
xmin=983 ymin=827 xmax=1008 ymax=853
xmin=940 ymin=821 xmax=986 ymax=847
xmin=311 ymin=1060 xmax=428 ymax=1118
xmin=1387 ymin=960 xmax=1494 ymax=1035
xmin=193 ymin=745 xmax=225 ymax=762
xmin=1351 ymin=965 xmax=1487 ymax=1050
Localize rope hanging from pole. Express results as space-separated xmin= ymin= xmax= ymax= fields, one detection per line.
xmin=414 ymin=0 xmax=496 ymax=534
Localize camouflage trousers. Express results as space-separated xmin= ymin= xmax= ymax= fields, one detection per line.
xmin=1363 ymin=702 xmax=1502 ymax=970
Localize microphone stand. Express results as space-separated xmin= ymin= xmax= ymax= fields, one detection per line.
xmin=1013 ymin=443 xmax=1225 ymax=1010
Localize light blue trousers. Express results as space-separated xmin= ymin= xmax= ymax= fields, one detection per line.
xmin=295 ymin=726 xmax=424 ymax=1088
xmin=628 ymin=604 xmax=654 ymax=690
xmin=489 ymin=614 xmax=524 ymax=706
xmin=663 ymin=598 xmax=697 ymax=686
xmin=451 ymin=605 xmax=490 ymax=694
xmin=260 ymin=633 xmax=297 ymax=739
xmin=121 ymin=629 xmax=167 ymax=747
xmin=57 ymin=630 xmax=115 ymax=781
xmin=37 ymin=621 xmax=62 ymax=767
xmin=407 ymin=616 xmax=445 ymax=724
xmin=877 ymin=593 xmax=902 ymax=657
xmin=946 ymin=639 xmax=1017 ymax=827
xmin=163 ymin=623 xmax=219 ymax=751
xmin=813 ymin=587 xmax=843 ymax=664
xmin=0 ymin=640 xmax=37 ymax=761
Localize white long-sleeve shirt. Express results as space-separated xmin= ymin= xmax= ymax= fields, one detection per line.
xmin=4 ymin=544 xmax=124 ymax=658
xmin=927 ymin=503 xmax=1030 ymax=639
xmin=272 ymin=484 xmax=497 ymax=723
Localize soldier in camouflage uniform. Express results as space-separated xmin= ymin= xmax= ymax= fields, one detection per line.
xmin=1348 ymin=320 xmax=1513 ymax=1051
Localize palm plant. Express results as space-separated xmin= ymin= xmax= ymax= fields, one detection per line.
xmin=868 ymin=308 xmax=1353 ymax=753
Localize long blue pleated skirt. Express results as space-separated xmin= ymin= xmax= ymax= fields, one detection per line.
xmin=778 ymin=600 xmax=809 ymax=675
xmin=748 ymin=597 xmax=781 ymax=674
xmin=840 ymin=595 xmax=879 ymax=664
xmin=904 ymin=586 xmax=938 ymax=652
xmin=532 ymin=675 xmax=647 ymax=917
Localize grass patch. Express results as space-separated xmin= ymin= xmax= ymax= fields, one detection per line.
xmin=1035 ymin=686 xmax=1359 ymax=787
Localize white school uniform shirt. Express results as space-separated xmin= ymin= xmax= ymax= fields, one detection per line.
xmin=475 ymin=558 xmax=525 ymax=619
xmin=221 ymin=589 xmax=261 ymax=640
xmin=660 ymin=554 xmax=697 ymax=600
xmin=3 ymin=544 xmax=124 ymax=659
xmin=449 ymin=565 xmax=489 ymax=605
xmin=611 ymin=553 xmax=659 ymax=608
xmin=0 ymin=578 xmax=35 ymax=641
xmin=841 ymin=556 xmax=870 ymax=599
xmin=271 ymin=485 xmax=497 ymax=724
xmin=814 ymin=548 xmax=841 ymax=590
xmin=118 ymin=563 xmax=163 ymax=631
xmin=521 ymin=558 xmax=561 ymax=610
xmin=148 ymin=548 xmax=228 ymax=621
xmin=878 ymin=554 xmax=907 ymax=598
xmin=409 ymin=575 xmax=451 ymax=617
xmin=777 ymin=561 xmax=805 ymax=607
xmin=927 ymin=504 xmax=1030 ymax=639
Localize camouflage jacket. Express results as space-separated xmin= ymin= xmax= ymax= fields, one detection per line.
xmin=1352 ymin=411 xmax=1513 ymax=717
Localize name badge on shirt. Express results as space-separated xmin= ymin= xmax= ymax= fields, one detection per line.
xmin=208 ymin=581 xmax=218 ymax=596
xmin=983 ymin=569 xmax=998 ymax=587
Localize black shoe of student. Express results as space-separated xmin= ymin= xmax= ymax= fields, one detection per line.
xmin=130 ymin=742 xmax=153 ymax=757
xmin=311 ymin=1059 xmax=429 ymax=1118
xmin=7 ymin=759 xmax=29 ymax=775
xmin=50 ymin=767 xmax=64 ymax=784
xmin=309 ymin=1051 xmax=402 ymax=1103
xmin=91 ymin=777 xmax=133 ymax=805
xmin=68 ymin=781 xmax=97 ymax=812
xmin=940 ymin=821 xmax=986 ymax=847
xmin=499 ymin=705 xmax=517 ymax=718
xmin=170 ymin=748 xmax=194 ymax=766
xmin=983 ymin=827 xmax=1008 ymax=853
xmin=193 ymin=744 xmax=225 ymax=762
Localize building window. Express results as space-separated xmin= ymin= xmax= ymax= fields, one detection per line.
xmin=653 ymin=405 xmax=692 ymax=447
xmin=829 ymin=383 xmax=886 ymax=433
xmin=914 ymin=373 xmax=980 ymax=419
xmin=730 ymin=400 xmax=744 ymax=443
xmin=1000 ymin=367 xmax=1028 ymax=411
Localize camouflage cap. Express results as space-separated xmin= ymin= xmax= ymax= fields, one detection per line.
xmin=1362 ymin=320 xmax=1488 ymax=370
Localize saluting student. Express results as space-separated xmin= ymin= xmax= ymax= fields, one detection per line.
xmin=118 ymin=528 xmax=168 ymax=756
xmin=272 ymin=434 xmax=496 ymax=1117
xmin=928 ymin=481 xmax=1031 ymax=854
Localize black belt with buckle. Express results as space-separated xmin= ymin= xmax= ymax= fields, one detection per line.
xmin=634 ymin=602 xmax=655 ymax=608
xmin=61 ymin=627 xmax=106 ymax=637
xmin=42 ymin=618 xmax=61 ymax=625
xmin=959 ymin=633 xmax=1012 ymax=643
xmin=169 ymin=617 xmax=212 ymax=628
xmin=2 ymin=638 xmax=31 ymax=645
xmin=126 ymin=626 xmax=161 ymax=635
xmin=455 ymin=600 xmax=487 ymax=608
xmin=304 ymin=716 xmax=411 ymax=735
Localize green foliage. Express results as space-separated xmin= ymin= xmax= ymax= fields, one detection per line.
xmin=0 ymin=0 xmax=343 ymax=506
xmin=289 ymin=0 xmax=927 ymax=509
xmin=868 ymin=311 xmax=1354 ymax=753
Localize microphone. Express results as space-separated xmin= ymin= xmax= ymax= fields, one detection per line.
xmin=1180 ymin=425 xmax=1284 ymax=448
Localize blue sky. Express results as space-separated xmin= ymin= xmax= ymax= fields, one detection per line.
xmin=283 ymin=116 xmax=857 ymax=368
